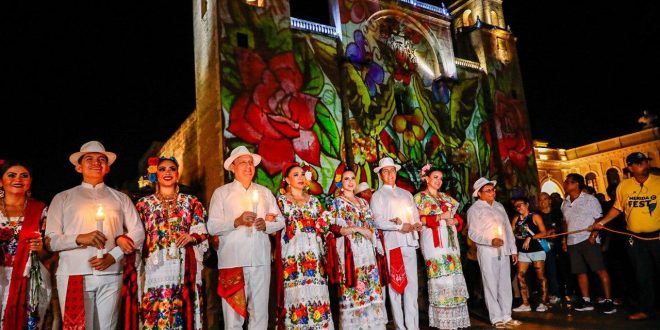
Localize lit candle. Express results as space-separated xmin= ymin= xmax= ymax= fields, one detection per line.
xmin=251 ymin=190 xmax=259 ymax=214
xmin=247 ymin=190 xmax=259 ymax=237
xmin=405 ymin=206 xmax=419 ymax=240
xmin=495 ymin=226 xmax=503 ymax=260
xmin=95 ymin=204 xmax=105 ymax=259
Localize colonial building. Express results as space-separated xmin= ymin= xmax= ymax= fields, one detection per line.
xmin=157 ymin=0 xmax=538 ymax=207
xmin=534 ymin=127 xmax=660 ymax=197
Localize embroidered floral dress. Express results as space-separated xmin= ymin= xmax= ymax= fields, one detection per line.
xmin=136 ymin=193 xmax=209 ymax=330
xmin=414 ymin=191 xmax=470 ymax=329
xmin=277 ymin=195 xmax=333 ymax=330
xmin=328 ymin=197 xmax=387 ymax=330
xmin=0 ymin=208 xmax=51 ymax=330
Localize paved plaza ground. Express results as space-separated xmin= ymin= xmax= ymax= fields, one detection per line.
xmin=430 ymin=301 xmax=660 ymax=329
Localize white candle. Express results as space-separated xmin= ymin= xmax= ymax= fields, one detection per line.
xmin=405 ymin=206 xmax=419 ymax=240
xmin=251 ymin=190 xmax=259 ymax=213
xmin=495 ymin=226 xmax=503 ymax=260
xmin=95 ymin=204 xmax=105 ymax=259
xmin=248 ymin=190 xmax=259 ymax=237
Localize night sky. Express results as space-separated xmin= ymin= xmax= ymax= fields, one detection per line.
xmin=4 ymin=0 xmax=658 ymax=202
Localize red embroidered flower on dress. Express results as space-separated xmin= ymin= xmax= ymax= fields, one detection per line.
xmin=0 ymin=227 xmax=13 ymax=241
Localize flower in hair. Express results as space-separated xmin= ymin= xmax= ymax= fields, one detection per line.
xmin=334 ymin=173 xmax=343 ymax=188
xmin=420 ymin=163 xmax=431 ymax=177
xmin=147 ymin=156 xmax=159 ymax=183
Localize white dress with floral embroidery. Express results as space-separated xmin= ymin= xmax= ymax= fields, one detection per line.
xmin=277 ymin=195 xmax=334 ymax=330
xmin=328 ymin=196 xmax=387 ymax=330
xmin=0 ymin=210 xmax=52 ymax=330
xmin=414 ymin=192 xmax=470 ymax=329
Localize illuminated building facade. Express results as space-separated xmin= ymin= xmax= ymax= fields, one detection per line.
xmin=534 ymin=127 xmax=660 ymax=197
xmin=158 ymin=0 xmax=538 ymax=207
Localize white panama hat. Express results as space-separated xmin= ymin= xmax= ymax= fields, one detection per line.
xmin=69 ymin=141 xmax=117 ymax=166
xmin=472 ymin=177 xmax=497 ymax=198
xmin=223 ymin=146 xmax=262 ymax=170
xmin=354 ymin=182 xmax=374 ymax=195
xmin=373 ymin=157 xmax=401 ymax=173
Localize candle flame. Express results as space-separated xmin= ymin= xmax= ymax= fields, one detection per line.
xmin=96 ymin=204 xmax=104 ymax=218
xmin=497 ymin=226 xmax=502 ymax=237
xmin=252 ymin=190 xmax=259 ymax=203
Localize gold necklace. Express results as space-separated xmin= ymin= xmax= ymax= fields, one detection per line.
xmin=426 ymin=189 xmax=441 ymax=200
xmin=288 ymin=192 xmax=307 ymax=207
xmin=341 ymin=194 xmax=368 ymax=211
xmin=157 ymin=185 xmax=180 ymax=219
xmin=0 ymin=198 xmax=27 ymax=218
xmin=158 ymin=194 xmax=177 ymax=219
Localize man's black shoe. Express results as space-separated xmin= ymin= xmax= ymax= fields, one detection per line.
xmin=601 ymin=300 xmax=617 ymax=314
xmin=574 ymin=299 xmax=594 ymax=311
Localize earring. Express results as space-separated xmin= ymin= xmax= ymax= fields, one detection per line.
xmin=26 ymin=190 xmax=32 ymax=198
xmin=0 ymin=187 xmax=4 ymax=199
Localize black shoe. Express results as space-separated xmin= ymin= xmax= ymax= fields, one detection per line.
xmin=574 ymin=299 xmax=594 ymax=311
xmin=601 ymin=300 xmax=617 ymax=314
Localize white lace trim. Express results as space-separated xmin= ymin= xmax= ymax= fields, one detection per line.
xmin=336 ymin=236 xmax=378 ymax=268
xmin=428 ymin=303 xmax=470 ymax=329
xmin=144 ymin=248 xmax=185 ymax=288
xmin=339 ymin=300 xmax=388 ymax=330
xmin=283 ymin=283 xmax=332 ymax=307
xmin=427 ymin=273 xmax=470 ymax=306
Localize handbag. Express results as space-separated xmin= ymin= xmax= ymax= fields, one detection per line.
xmin=524 ymin=224 xmax=551 ymax=253
xmin=538 ymin=238 xmax=551 ymax=253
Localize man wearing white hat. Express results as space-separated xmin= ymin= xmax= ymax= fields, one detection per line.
xmin=370 ymin=157 xmax=422 ymax=330
xmin=354 ymin=181 xmax=375 ymax=202
xmin=207 ymin=146 xmax=284 ymax=329
xmin=467 ymin=177 xmax=520 ymax=328
xmin=46 ymin=141 xmax=145 ymax=330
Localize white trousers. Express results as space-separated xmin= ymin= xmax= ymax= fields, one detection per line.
xmin=386 ymin=246 xmax=418 ymax=330
xmin=477 ymin=251 xmax=513 ymax=324
xmin=56 ymin=274 xmax=122 ymax=330
xmin=221 ymin=265 xmax=270 ymax=330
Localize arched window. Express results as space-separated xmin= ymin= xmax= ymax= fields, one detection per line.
xmin=490 ymin=10 xmax=499 ymax=26
xmin=463 ymin=10 xmax=473 ymax=26
xmin=541 ymin=179 xmax=563 ymax=197
xmin=585 ymin=172 xmax=598 ymax=191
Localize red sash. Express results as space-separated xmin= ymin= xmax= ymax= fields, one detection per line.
xmin=2 ymin=199 xmax=45 ymax=330
xmin=217 ymin=267 xmax=247 ymax=318
xmin=63 ymin=275 xmax=85 ymax=330
xmin=388 ymin=247 xmax=408 ymax=294
xmin=274 ymin=231 xmax=285 ymax=329
xmin=325 ymin=225 xmax=341 ymax=284
xmin=326 ymin=224 xmax=357 ymax=287
xmin=422 ymin=215 xmax=442 ymax=248
xmin=182 ymin=245 xmax=198 ymax=330
xmin=121 ymin=250 xmax=138 ymax=330
xmin=455 ymin=214 xmax=465 ymax=233
xmin=376 ymin=230 xmax=389 ymax=286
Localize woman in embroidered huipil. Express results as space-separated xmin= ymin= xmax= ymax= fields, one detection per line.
xmin=0 ymin=160 xmax=51 ymax=330
xmin=275 ymin=163 xmax=333 ymax=330
xmin=327 ymin=169 xmax=387 ymax=330
xmin=135 ymin=157 xmax=209 ymax=330
xmin=414 ymin=166 xmax=470 ymax=329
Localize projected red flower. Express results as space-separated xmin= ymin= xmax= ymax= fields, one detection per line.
xmin=228 ymin=49 xmax=321 ymax=175
xmin=494 ymin=91 xmax=532 ymax=169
